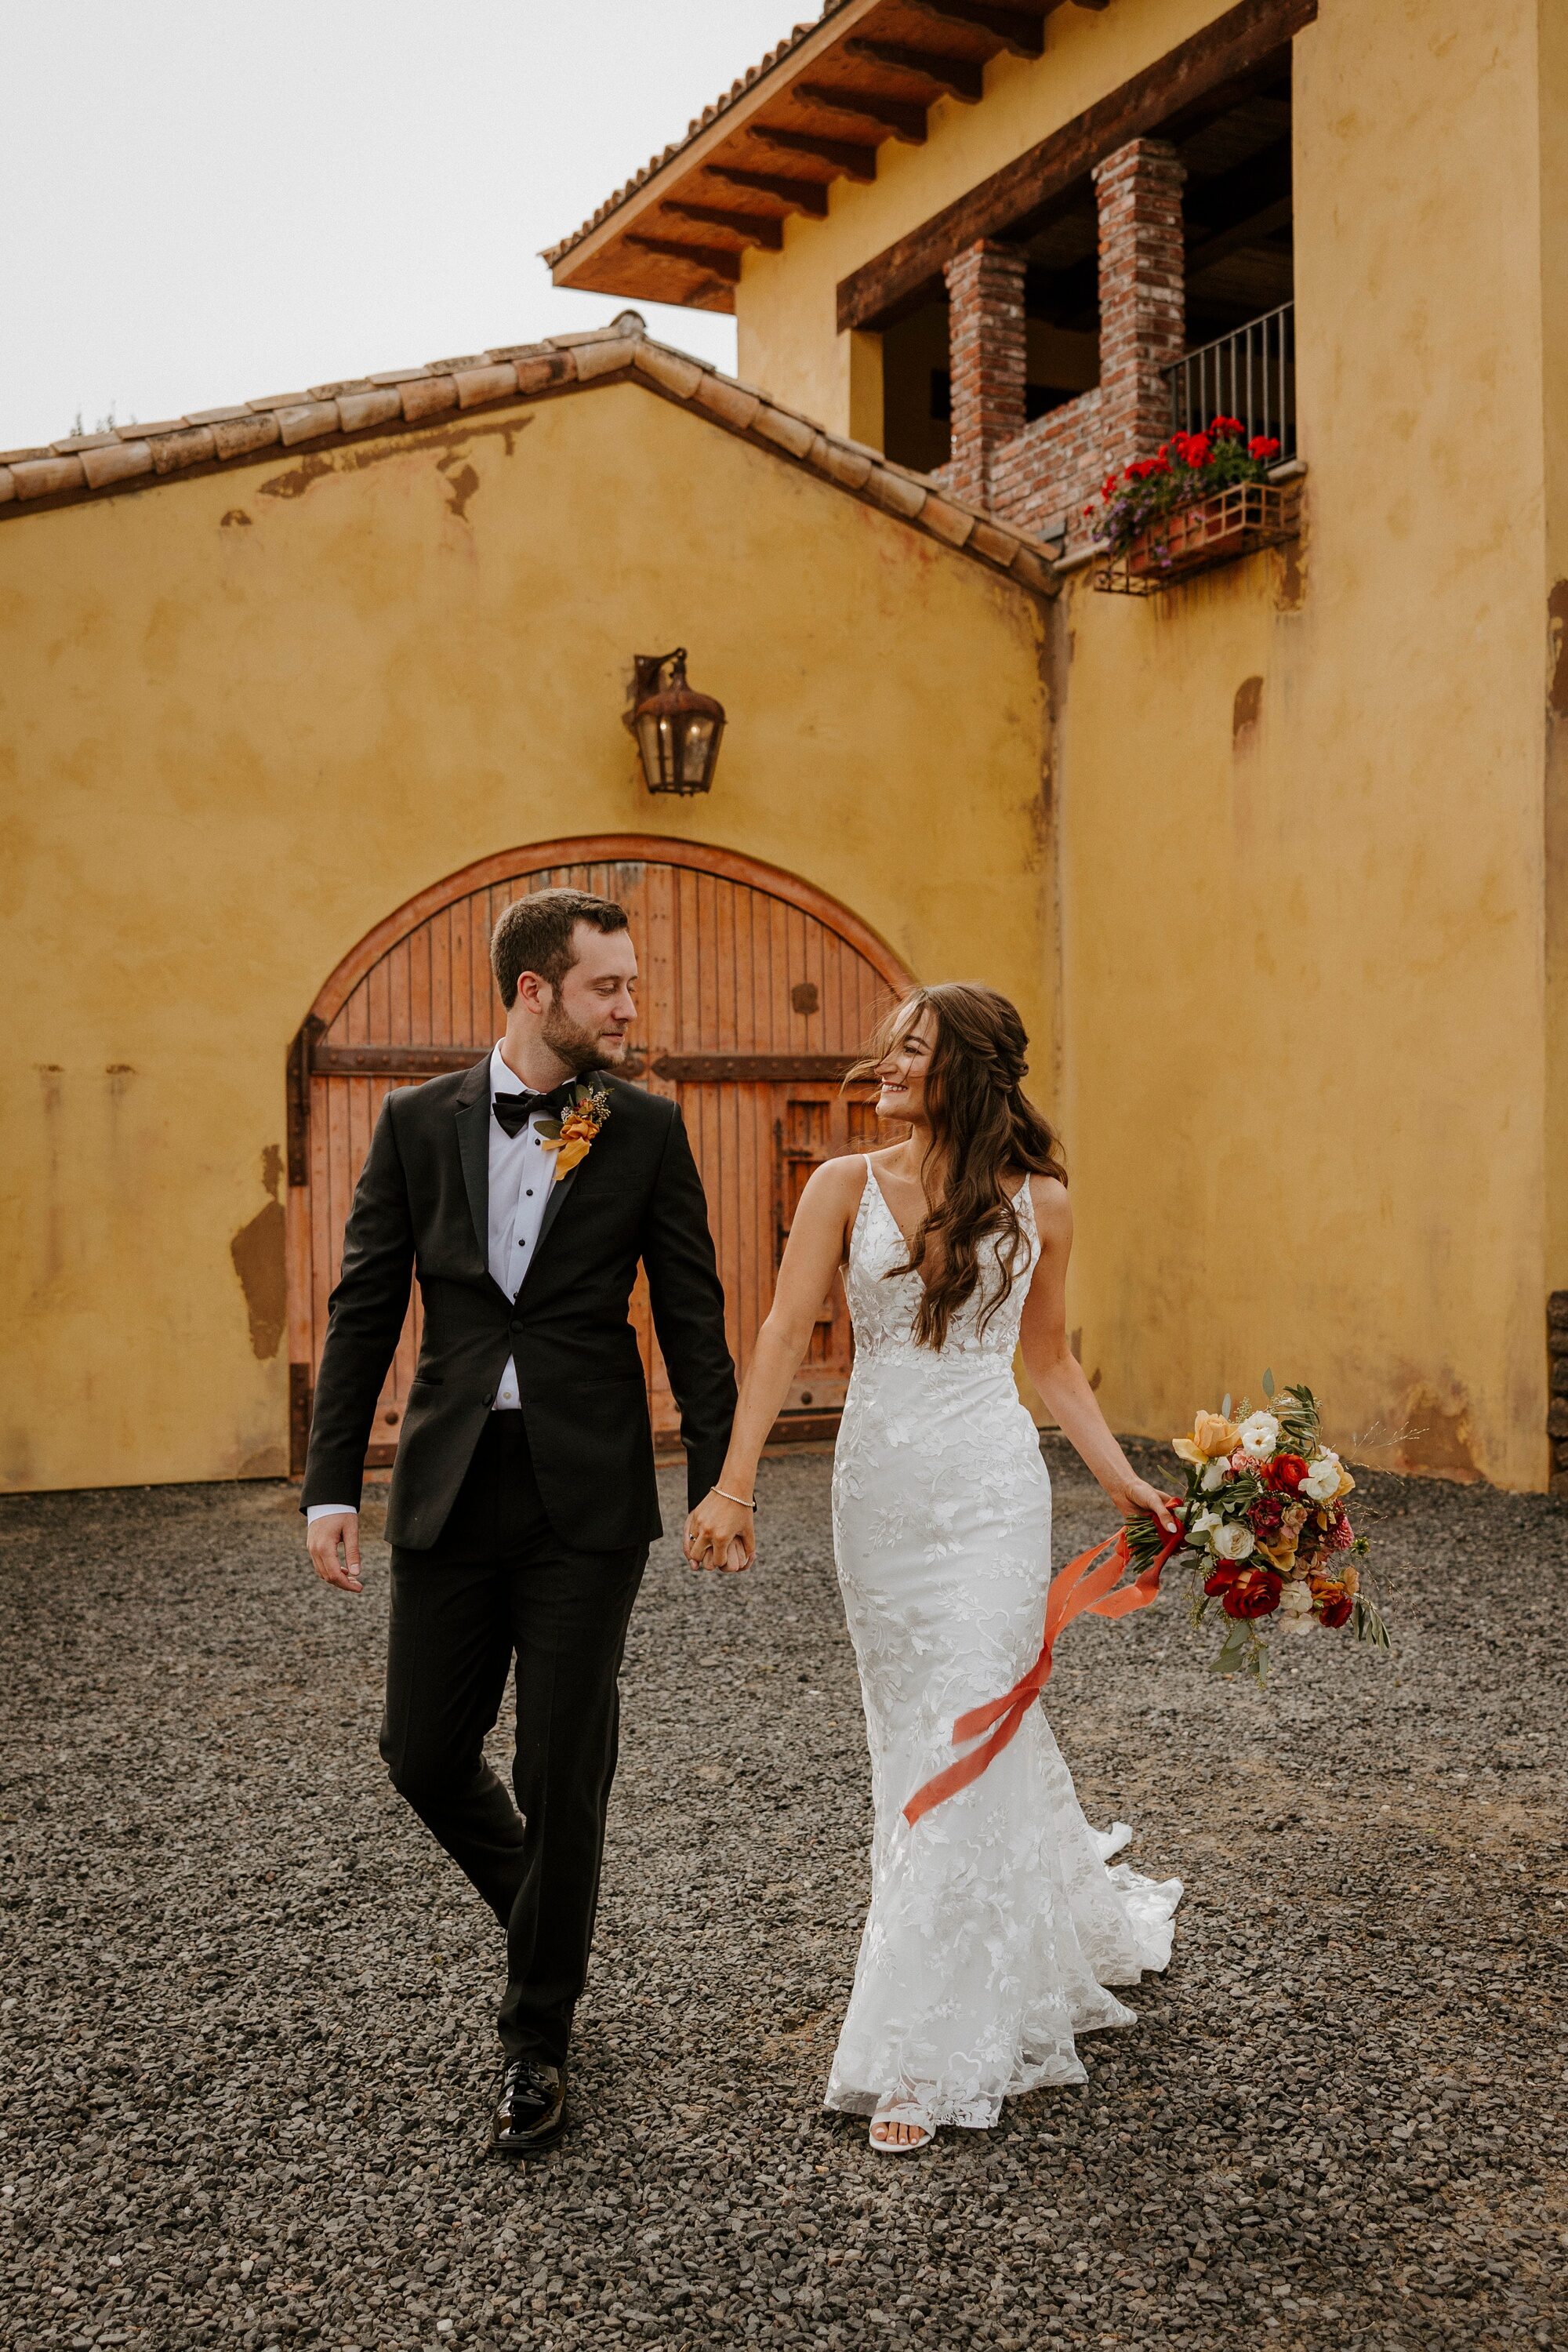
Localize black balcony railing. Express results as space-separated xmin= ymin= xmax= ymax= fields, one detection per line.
xmin=1166 ymin=302 xmax=1295 ymax=458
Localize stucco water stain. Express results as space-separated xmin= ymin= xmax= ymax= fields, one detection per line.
xmin=254 ymin=413 xmax=532 ymax=511
xmin=1232 ymin=673 xmax=1265 ymax=748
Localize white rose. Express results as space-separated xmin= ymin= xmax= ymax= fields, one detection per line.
xmin=1276 ymin=1606 xmax=1316 ymax=1636
xmin=1211 ymin=1521 xmax=1256 ymax=1560
xmin=1190 ymin=1507 xmax=1222 ymax=1540
xmin=1237 ymin=1411 xmax=1280 ymax=1460
xmin=1300 ymin=1450 xmax=1341 ymax=1502
xmin=1200 ymin=1460 xmax=1230 ymax=1492
xmin=1278 ymin=1578 xmax=1313 ymax=1616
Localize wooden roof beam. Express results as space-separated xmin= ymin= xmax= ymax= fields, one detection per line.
xmin=702 ymin=164 xmax=830 ymax=218
xmin=902 ymin=1 xmax=1047 ymax=61
xmin=624 ymin=234 xmax=742 ymax=283
xmin=794 ymin=82 xmax=929 ymax=144
xmin=662 ymin=201 xmax=786 ymax=251
xmin=748 ymin=124 xmax=879 ymax=181
xmin=838 ymin=0 xmax=1316 ymax=332
xmin=844 ymin=38 xmax=985 ymax=103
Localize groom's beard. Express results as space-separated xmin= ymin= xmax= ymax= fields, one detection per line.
xmin=540 ymin=997 xmax=630 ymax=1076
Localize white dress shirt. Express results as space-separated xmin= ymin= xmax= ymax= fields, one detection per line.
xmin=307 ymin=1041 xmax=558 ymax=1523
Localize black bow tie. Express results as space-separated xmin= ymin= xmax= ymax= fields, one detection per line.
xmin=492 ymin=1081 xmax=577 ymax=1138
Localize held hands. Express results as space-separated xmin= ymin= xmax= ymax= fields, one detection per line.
xmin=1106 ymin=1474 xmax=1184 ymax=1537
xmin=683 ymin=1489 xmax=756 ymax=1574
xmin=307 ymin=1512 xmax=364 ymax=1595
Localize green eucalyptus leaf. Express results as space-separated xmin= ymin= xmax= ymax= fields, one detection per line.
xmin=1262 ymin=1368 xmax=1275 ymax=1399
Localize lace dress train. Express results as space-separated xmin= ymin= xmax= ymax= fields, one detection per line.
xmin=825 ymin=1167 xmax=1181 ymax=2129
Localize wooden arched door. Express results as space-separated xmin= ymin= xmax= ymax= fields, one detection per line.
xmin=285 ymin=837 xmax=913 ymax=1475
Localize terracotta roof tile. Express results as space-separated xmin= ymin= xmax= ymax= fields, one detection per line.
xmin=275 ymin=402 xmax=339 ymax=446
xmin=0 ymin=310 xmax=1060 ymax=597
xmin=337 ymin=389 xmax=403 ymax=434
xmin=541 ymin=7 xmax=849 ymax=268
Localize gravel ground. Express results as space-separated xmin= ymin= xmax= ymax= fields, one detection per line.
xmin=2 ymin=1442 xmax=1565 ymax=2352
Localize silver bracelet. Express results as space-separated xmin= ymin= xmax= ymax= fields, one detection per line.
xmin=710 ymin=1485 xmax=757 ymax=1512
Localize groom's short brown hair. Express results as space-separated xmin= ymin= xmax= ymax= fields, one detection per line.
xmin=491 ymin=887 xmax=629 ymax=1007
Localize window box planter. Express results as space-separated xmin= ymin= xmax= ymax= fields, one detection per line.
xmin=1094 ymin=479 xmax=1301 ymax=596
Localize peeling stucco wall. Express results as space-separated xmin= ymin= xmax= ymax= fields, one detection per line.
xmin=1049 ymin=0 xmax=1554 ymax=1490
xmin=0 ymin=384 xmax=1051 ymax=1493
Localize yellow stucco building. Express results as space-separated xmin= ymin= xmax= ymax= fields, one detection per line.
xmin=5 ymin=0 xmax=1565 ymax=1494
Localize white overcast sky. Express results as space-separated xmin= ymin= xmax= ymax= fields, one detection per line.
xmin=0 ymin=0 xmax=806 ymax=451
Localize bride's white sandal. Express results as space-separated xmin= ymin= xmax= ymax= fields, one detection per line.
xmin=869 ymin=2096 xmax=935 ymax=2154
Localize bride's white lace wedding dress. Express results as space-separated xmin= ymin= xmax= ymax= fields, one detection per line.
xmin=825 ymin=1162 xmax=1181 ymax=2129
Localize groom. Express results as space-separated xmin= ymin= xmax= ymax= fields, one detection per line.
xmin=303 ymin=886 xmax=737 ymax=2156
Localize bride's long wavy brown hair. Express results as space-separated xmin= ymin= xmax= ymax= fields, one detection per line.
xmin=849 ymin=982 xmax=1067 ymax=1352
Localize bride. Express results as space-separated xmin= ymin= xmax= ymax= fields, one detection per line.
xmin=684 ymin=983 xmax=1182 ymax=2152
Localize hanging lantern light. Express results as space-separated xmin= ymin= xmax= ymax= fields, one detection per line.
xmin=631 ymin=647 xmax=726 ymax=796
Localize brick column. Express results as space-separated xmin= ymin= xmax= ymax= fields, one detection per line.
xmin=942 ymin=240 xmax=1027 ymax=509
xmin=1092 ymin=137 xmax=1186 ymax=477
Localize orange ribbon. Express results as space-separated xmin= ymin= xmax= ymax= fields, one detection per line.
xmin=902 ymin=1518 xmax=1187 ymax=1827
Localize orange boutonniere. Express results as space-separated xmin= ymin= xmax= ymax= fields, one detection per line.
xmin=535 ymin=1081 xmax=612 ymax=1184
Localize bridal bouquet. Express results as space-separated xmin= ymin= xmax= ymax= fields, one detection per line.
xmin=1122 ymin=1374 xmax=1390 ymax=1683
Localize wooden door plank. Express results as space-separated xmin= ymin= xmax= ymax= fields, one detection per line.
xmin=408 ymin=916 xmax=433 ymax=1047
xmin=426 ymin=904 xmax=452 ymax=1047
xmin=451 ymin=889 xmax=474 ymax=1040
xmin=643 ymin=859 xmax=677 ymax=1096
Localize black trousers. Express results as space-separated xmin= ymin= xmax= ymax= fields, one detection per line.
xmin=379 ymin=1414 xmax=646 ymax=2064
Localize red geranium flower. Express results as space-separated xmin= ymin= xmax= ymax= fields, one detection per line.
xmin=1221 ymin=1566 xmax=1283 ymax=1619
xmin=1102 ymin=473 xmax=1119 ymax=501
xmin=1183 ymin=434 xmax=1212 ymax=467
xmin=1210 ymin=414 xmax=1244 ymax=437
xmin=1249 ymin=435 xmax=1281 ymax=461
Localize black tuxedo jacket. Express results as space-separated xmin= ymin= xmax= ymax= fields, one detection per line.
xmin=301 ymin=1058 xmax=736 ymax=1552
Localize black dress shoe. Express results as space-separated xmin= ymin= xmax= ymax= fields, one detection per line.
xmin=490 ymin=2058 xmax=567 ymax=2158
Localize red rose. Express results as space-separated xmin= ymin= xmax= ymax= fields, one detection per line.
xmin=1317 ymin=1590 xmax=1352 ymax=1628
xmin=1203 ymin=1564 xmax=1238 ymax=1597
xmin=1264 ymin=1453 xmax=1308 ymax=1493
xmin=1250 ymin=435 xmax=1281 ymax=461
xmin=1221 ymin=1566 xmax=1283 ymax=1619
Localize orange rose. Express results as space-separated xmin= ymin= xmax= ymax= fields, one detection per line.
xmin=1174 ymin=1411 xmax=1241 ymax=1467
